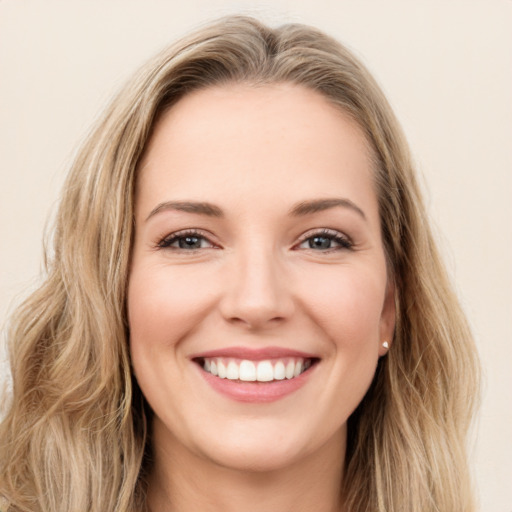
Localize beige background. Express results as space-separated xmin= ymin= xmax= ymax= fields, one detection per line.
xmin=1 ymin=1 xmax=511 ymax=510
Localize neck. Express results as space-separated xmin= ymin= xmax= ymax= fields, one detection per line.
xmin=147 ymin=423 xmax=346 ymax=512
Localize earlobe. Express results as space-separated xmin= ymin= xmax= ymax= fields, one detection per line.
xmin=379 ymin=278 xmax=396 ymax=355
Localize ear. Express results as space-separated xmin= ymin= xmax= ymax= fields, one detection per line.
xmin=378 ymin=277 xmax=396 ymax=357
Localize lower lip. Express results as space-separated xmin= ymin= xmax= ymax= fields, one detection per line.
xmin=196 ymin=363 xmax=317 ymax=403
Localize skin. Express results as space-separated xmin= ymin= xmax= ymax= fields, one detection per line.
xmin=128 ymin=83 xmax=395 ymax=512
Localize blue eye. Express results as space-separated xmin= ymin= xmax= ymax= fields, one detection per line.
xmin=298 ymin=230 xmax=352 ymax=251
xmin=157 ymin=229 xmax=351 ymax=252
xmin=158 ymin=231 xmax=214 ymax=250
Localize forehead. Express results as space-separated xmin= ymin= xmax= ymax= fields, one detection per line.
xmin=136 ymin=83 xmax=377 ymax=220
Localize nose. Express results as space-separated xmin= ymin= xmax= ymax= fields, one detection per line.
xmin=218 ymin=246 xmax=295 ymax=330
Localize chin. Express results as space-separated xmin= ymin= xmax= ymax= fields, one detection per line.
xmin=200 ymin=439 xmax=307 ymax=473
xmin=190 ymin=418 xmax=339 ymax=473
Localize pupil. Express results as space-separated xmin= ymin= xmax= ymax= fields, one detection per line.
xmin=179 ymin=236 xmax=201 ymax=249
xmin=310 ymin=236 xmax=331 ymax=249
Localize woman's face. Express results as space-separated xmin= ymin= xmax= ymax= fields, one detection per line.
xmin=128 ymin=83 xmax=395 ymax=471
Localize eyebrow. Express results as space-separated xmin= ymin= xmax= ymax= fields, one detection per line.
xmin=289 ymin=198 xmax=366 ymax=220
xmin=145 ymin=201 xmax=224 ymax=221
xmin=145 ymin=197 xmax=366 ymax=222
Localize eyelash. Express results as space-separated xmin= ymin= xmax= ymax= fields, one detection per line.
xmin=156 ymin=228 xmax=353 ymax=252
xmin=157 ymin=229 xmax=215 ymax=250
xmin=296 ymin=229 xmax=353 ymax=252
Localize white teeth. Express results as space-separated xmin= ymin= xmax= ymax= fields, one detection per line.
xmin=217 ymin=360 xmax=227 ymax=379
xmin=256 ymin=360 xmax=274 ymax=382
xmin=285 ymin=361 xmax=295 ymax=379
xmin=226 ymin=361 xmax=239 ymax=380
xmin=274 ymin=361 xmax=285 ymax=380
xmin=239 ymin=360 xmax=256 ymax=381
xmin=202 ymin=357 xmax=313 ymax=382
xmin=293 ymin=360 xmax=303 ymax=377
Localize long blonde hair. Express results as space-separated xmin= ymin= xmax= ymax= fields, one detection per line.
xmin=0 ymin=16 xmax=479 ymax=512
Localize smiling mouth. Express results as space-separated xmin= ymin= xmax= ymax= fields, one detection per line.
xmin=194 ymin=357 xmax=319 ymax=383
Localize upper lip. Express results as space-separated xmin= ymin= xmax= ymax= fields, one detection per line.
xmin=189 ymin=346 xmax=319 ymax=361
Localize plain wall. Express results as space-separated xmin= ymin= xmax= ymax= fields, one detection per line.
xmin=1 ymin=1 xmax=511 ymax=510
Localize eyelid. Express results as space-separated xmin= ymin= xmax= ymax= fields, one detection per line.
xmin=294 ymin=228 xmax=353 ymax=250
xmin=156 ymin=228 xmax=219 ymax=250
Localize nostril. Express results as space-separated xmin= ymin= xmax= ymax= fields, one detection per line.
xmin=226 ymin=314 xmax=289 ymax=330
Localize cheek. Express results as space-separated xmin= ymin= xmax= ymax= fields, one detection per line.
xmin=127 ymin=263 xmax=217 ymax=354
xmin=296 ymin=264 xmax=386 ymax=348
xmin=288 ymin=266 xmax=386 ymax=434
xmin=126 ymin=264 xmax=219 ymax=427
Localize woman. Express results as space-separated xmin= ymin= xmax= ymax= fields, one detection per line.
xmin=0 ymin=15 xmax=479 ymax=512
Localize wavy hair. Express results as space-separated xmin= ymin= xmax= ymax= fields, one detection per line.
xmin=0 ymin=15 xmax=479 ymax=512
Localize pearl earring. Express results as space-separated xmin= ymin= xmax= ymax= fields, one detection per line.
xmin=382 ymin=341 xmax=389 ymax=350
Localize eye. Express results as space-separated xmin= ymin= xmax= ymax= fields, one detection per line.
xmin=296 ymin=229 xmax=353 ymax=251
xmin=157 ymin=230 xmax=215 ymax=250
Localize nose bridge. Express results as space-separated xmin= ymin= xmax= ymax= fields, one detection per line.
xmin=220 ymin=238 xmax=293 ymax=328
